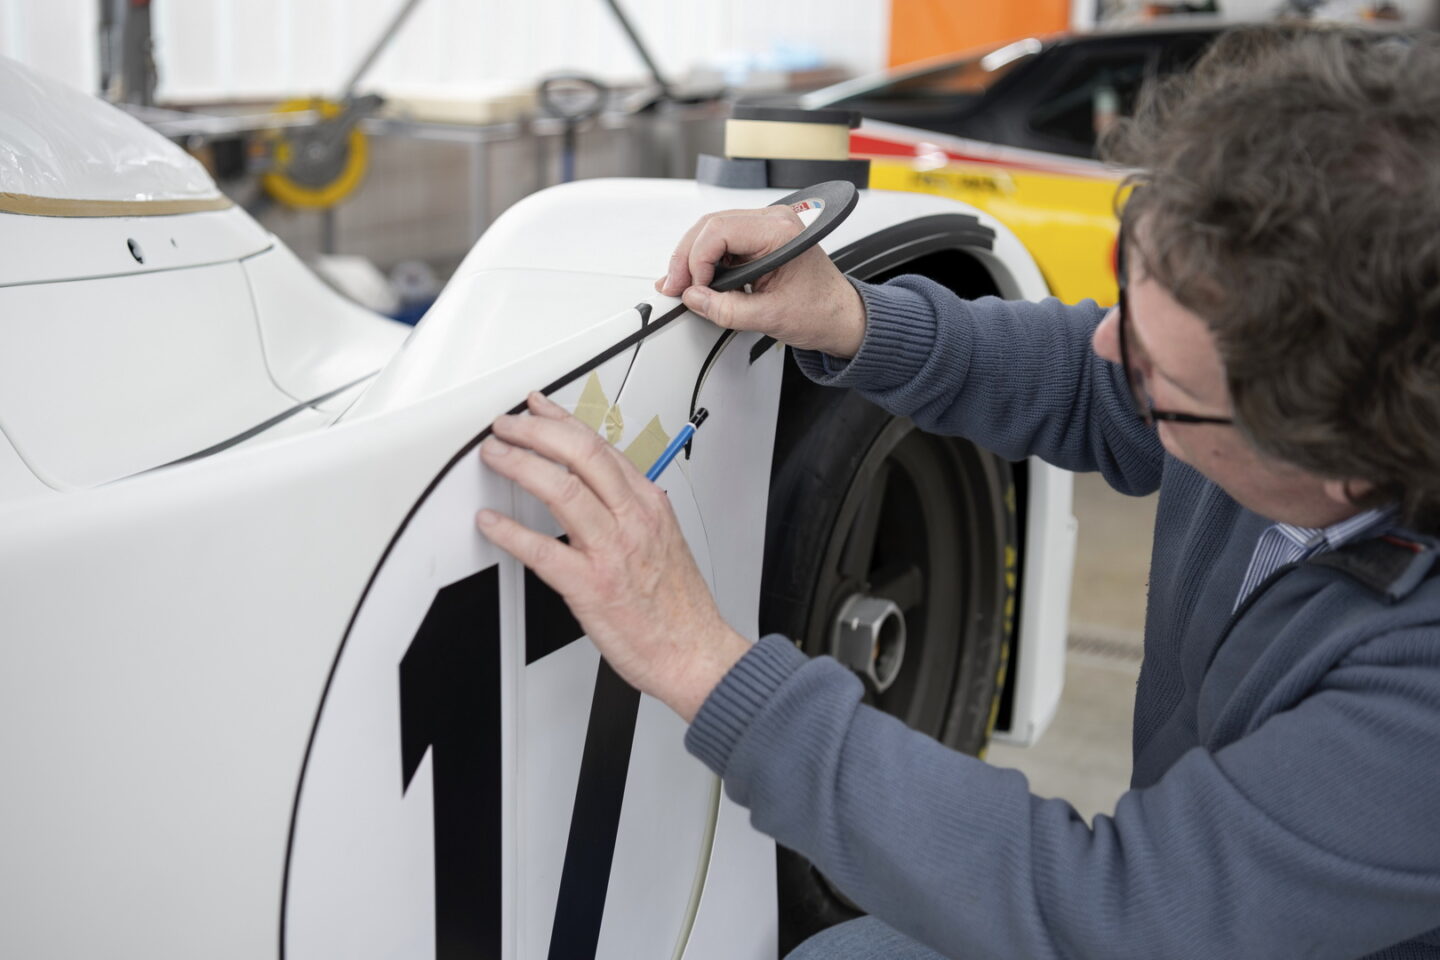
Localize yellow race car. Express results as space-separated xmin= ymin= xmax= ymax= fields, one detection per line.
xmin=799 ymin=21 xmax=1225 ymax=305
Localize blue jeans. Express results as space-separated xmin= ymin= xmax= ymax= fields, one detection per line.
xmin=786 ymin=917 xmax=951 ymax=959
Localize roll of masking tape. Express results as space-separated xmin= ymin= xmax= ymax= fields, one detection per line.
xmin=724 ymin=118 xmax=852 ymax=162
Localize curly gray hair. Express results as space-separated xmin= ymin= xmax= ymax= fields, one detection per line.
xmin=1103 ymin=24 xmax=1440 ymax=532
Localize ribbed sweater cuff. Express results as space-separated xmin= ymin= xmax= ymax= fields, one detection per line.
xmin=684 ymin=633 xmax=809 ymax=776
xmin=791 ymin=278 xmax=941 ymax=390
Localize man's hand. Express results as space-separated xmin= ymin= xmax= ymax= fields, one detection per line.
xmin=475 ymin=392 xmax=751 ymax=723
xmin=657 ymin=206 xmax=867 ymax=359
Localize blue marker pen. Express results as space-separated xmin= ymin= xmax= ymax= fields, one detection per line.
xmin=645 ymin=408 xmax=710 ymax=482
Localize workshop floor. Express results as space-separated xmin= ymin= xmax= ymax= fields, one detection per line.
xmin=986 ymin=472 xmax=1158 ymax=823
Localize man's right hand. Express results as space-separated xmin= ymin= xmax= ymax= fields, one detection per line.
xmin=655 ymin=205 xmax=867 ymax=359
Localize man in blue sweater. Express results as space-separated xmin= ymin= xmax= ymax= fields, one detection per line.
xmin=475 ymin=26 xmax=1440 ymax=958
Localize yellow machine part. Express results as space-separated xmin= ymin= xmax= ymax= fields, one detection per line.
xmin=868 ymin=158 xmax=1125 ymax=307
xmin=261 ymin=98 xmax=369 ymax=210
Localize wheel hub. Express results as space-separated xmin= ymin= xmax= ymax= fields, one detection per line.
xmin=831 ymin=593 xmax=907 ymax=692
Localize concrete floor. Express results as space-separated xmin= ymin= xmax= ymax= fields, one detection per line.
xmin=986 ymin=471 xmax=1158 ymax=823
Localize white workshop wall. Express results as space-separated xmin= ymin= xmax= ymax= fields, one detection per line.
xmin=0 ymin=0 xmax=97 ymax=92
xmin=0 ymin=0 xmax=890 ymax=100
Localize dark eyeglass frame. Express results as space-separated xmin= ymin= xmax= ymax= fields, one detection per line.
xmin=1115 ymin=227 xmax=1235 ymax=427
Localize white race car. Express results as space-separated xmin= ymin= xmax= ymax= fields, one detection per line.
xmin=0 ymin=56 xmax=1075 ymax=959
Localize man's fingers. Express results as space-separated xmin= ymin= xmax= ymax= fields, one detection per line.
xmin=524 ymin=393 xmax=651 ymax=496
xmin=480 ymin=435 xmax=619 ymax=545
xmin=685 ymin=213 xmax=781 ymax=291
xmin=680 ymin=209 xmax=802 ymax=293
xmin=682 ymin=284 xmax=777 ymax=332
xmin=492 ymin=398 xmax=637 ymax=514
xmin=476 ymin=508 xmax=587 ymax=588
xmin=660 ymin=208 xmax=798 ymax=296
xmin=596 ymin=434 xmax=656 ymax=498
xmin=660 ymin=215 xmax=713 ymax=296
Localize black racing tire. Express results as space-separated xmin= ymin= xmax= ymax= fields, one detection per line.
xmin=761 ymin=362 xmax=1018 ymax=954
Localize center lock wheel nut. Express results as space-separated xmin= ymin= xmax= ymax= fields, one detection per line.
xmin=831 ymin=594 xmax=907 ymax=693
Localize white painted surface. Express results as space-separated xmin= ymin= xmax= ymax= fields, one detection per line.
xmin=0 ymin=422 xmax=50 ymax=503
xmin=512 ymin=348 xmax=635 ymax=959
xmin=0 ymin=90 xmax=1080 ymax=953
xmin=243 ymin=242 xmax=411 ymax=402
xmin=518 ymin=639 xmax=602 ymax=959
xmin=0 ymin=261 xmax=294 ymax=489
xmin=0 ymin=206 xmax=271 ymax=288
xmin=993 ymin=457 xmax=1080 ymax=747
xmin=449 ymin=176 xmax=1051 ymax=288
xmin=347 ymin=272 xmax=655 ymax=417
xmin=681 ymin=792 xmax=781 ymax=960
xmin=283 ymin=412 xmax=518 ymax=960
xmin=0 ymin=378 xmax=498 ymax=960
xmin=0 ymin=311 xmax=771 ymax=958
xmin=686 ymin=327 xmax=786 ymax=642
xmin=0 ymin=55 xmax=221 ymax=202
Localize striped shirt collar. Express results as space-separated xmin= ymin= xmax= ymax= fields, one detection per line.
xmin=1234 ymin=506 xmax=1396 ymax=611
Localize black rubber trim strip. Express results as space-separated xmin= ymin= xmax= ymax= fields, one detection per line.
xmin=686 ymin=328 xmax=739 ymax=459
xmin=689 ymin=328 xmax=737 ymax=420
xmin=829 ymin=213 xmax=996 ymax=278
xmin=762 ymin=158 xmax=870 ymax=191
xmin=149 ymin=371 xmax=377 ymax=472
xmin=686 ymin=215 xmax=997 ymax=427
xmin=729 ymin=104 xmax=861 ymax=127
xmin=278 ymin=299 xmax=689 ymax=958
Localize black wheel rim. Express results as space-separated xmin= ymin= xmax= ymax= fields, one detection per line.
xmin=803 ymin=419 xmax=986 ymax=744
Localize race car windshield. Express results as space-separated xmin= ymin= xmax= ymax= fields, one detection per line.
xmin=839 ymin=38 xmax=1041 ymax=103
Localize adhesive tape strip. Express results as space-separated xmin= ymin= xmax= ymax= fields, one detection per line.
xmin=0 ymin=192 xmax=233 ymax=218
xmin=724 ymin=119 xmax=852 ymax=162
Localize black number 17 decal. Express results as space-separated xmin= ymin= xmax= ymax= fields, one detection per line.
xmin=399 ymin=562 xmax=640 ymax=960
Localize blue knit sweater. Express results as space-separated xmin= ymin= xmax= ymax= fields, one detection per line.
xmin=683 ymin=277 xmax=1440 ymax=959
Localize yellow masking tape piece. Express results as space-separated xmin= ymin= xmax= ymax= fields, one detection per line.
xmin=724 ymin=119 xmax=852 ymax=162
xmin=603 ymin=405 xmax=625 ymax=446
xmin=573 ymin=373 xmax=610 ymax=432
xmin=622 ymin=415 xmax=671 ymax=472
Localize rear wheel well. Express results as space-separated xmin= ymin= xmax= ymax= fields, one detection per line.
xmin=864 ymin=247 xmax=1002 ymax=298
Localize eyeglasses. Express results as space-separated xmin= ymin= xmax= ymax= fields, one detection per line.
xmin=1115 ymin=228 xmax=1234 ymax=427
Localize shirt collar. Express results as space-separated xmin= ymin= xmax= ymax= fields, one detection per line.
xmin=1283 ymin=506 xmax=1397 ymax=557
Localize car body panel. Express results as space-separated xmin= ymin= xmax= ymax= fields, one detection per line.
xmin=853 ymin=121 xmax=1122 ymax=306
xmin=0 ymin=260 xmax=297 ymax=489
xmin=0 ymin=55 xmax=1075 ymax=957
xmin=793 ymin=25 xmax=1225 ymax=307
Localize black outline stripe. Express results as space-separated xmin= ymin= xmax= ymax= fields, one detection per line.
xmin=149 ymin=372 xmax=376 ymax=472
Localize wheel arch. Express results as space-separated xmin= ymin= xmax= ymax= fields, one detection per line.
xmin=783 ymin=214 xmax=1036 ymax=737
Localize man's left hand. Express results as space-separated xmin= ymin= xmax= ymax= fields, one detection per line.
xmin=475 ymin=391 xmax=751 ymax=722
